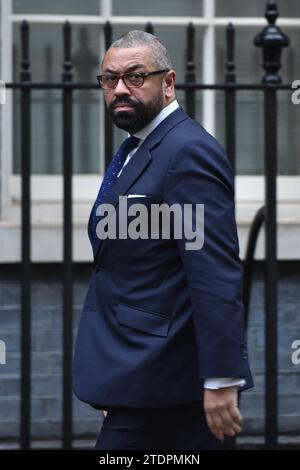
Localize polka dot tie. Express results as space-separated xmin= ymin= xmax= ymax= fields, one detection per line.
xmin=90 ymin=135 xmax=141 ymax=242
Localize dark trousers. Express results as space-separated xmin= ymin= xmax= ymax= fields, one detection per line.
xmin=95 ymin=402 xmax=222 ymax=450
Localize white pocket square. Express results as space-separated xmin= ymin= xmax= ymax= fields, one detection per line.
xmin=127 ymin=194 xmax=147 ymax=198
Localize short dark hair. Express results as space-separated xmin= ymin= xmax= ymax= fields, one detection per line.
xmin=109 ymin=30 xmax=173 ymax=70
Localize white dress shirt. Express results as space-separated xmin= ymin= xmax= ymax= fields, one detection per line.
xmin=117 ymin=99 xmax=245 ymax=390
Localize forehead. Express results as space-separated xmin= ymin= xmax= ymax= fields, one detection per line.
xmin=102 ymin=46 xmax=155 ymax=72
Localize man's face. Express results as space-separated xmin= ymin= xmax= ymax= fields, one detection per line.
xmin=101 ymin=45 xmax=173 ymax=134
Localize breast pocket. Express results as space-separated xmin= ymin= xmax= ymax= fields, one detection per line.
xmin=116 ymin=302 xmax=170 ymax=337
xmin=125 ymin=195 xmax=154 ymax=210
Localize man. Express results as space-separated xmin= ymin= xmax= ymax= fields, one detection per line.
xmin=73 ymin=30 xmax=253 ymax=450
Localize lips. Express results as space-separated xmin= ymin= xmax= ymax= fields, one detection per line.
xmin=114 ymin=104 xmax=134 ymax=111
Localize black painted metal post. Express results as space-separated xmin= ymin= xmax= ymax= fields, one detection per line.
xmin=254 ymin=0 xmax=289 ymax=449
xmin=145 ymin=22 xmax=154 ymax=35
xmin=264 ymin=82 xmax=278 ymax=450
xmin=20 ymin=20 xmax=32 ymax=450
xmin=104 ymin=21 xmax=113 ymax=169
xmin=62 ymin=21 xmax=74 ymax=449
xmin=185 ymin=22 xmax=196 ymax=118
xmin=222 ymin=21 xmax=238 ymax=452
xmin=225 ymin=23 xmax=236 ymax=173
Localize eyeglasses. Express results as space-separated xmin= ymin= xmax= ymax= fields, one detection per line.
xmin=96 ymin=69 xmax=169 ymax=90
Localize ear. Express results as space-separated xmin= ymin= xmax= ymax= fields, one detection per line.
xmin=164 ymin=70 xmax=176 ymax=98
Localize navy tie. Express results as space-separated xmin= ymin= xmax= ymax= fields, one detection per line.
xmin=90 ymin=135 xmax=141 ymax=243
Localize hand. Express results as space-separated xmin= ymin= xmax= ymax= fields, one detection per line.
xmin=204 ymin=386 xmax=242 ymax=440
xmin=102 ymin=410 xmax=107 ymax=418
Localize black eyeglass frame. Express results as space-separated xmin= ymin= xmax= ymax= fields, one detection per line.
xmin=96 ymin=69 xmax=170 ymax=89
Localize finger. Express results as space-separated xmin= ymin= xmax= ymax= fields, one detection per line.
xmin=219 ymin=409 xmax=241 ymax=436
xmin=223 ymin=403 xmax=242 ymax=435
xmin=228 ymin=403 xmax=242 ymax=425
xmin=210 ymin=407 xmax=224 ymax=427
xmin=205 ymin=411 xmax=224 ymax=440
xmin=207 ymin=404 xmax=241 ymax=438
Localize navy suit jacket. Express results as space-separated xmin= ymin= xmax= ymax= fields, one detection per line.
xmin=73 ymin=106 xmax=253 ymax=409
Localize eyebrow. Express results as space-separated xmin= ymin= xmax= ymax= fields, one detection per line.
xmin=103 ymin=63 xmax=146 ymax=74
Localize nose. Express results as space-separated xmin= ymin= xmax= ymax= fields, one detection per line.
xmin=113 ymin=77 xmax=131 ymax=96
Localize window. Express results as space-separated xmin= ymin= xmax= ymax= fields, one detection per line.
xmin=9 ymin=0 xmax=299 ymax=177
xmin=216 ymin=0 xmax=300 ymax=18
xmin=113 ymin=0 xmax=203 ymax=16
xmin=215 ymin=26 xmax=300 ymax=175
xmin=13 ymin=23 xmax=102 ymax=174
xmin=13 ymin=0 xmax=101 ymax=15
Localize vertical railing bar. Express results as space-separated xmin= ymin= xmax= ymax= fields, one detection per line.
xmin=104 ymin=21 xmax=113 ymax=169
xmin=145 ymin=22 xmax=154 ymax=34
xmin=223 ymin=22 xmax=237 ymax=451
xmin=185 ymin=22 xmax=196 ymax=118
xmin=264 ymin=85 xmax=278 ymax=448
xmin=62 ymin=20 xmax=73 ymax=450
xmin=254 ymin=0 xmax=289 ymax=449
xmin=225 ymin=22 xmax=236 ymax=173
xmin=20 ymin=19 xmax=32 ymax=451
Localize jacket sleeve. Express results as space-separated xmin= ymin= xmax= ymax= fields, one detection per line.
xmin=164 ymin=135 xmax=253 ymax=388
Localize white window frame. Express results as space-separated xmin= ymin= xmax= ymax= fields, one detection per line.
xmin=1 ymin=0 xmax=13 ymax=212
xmin=1 ymin=0 xmax=300 ymax=261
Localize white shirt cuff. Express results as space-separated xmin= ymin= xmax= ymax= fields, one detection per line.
xmin=204 ymin=378 xmax=246 ymax=390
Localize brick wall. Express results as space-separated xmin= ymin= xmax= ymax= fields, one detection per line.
xmin=240 ymin=263 xmax=300 ymax=436
xmin=0 ymin=265 xmax=102 ymax=446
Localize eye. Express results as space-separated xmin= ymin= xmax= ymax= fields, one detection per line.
xmin=106 ymin=74 xmax=118 ymax=83
xmin=128 ymin=72 xmax=142 ymax=79
xmin=125 ymin=72 xmax=144 ymax=86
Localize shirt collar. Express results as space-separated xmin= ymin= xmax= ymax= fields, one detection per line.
xmin=129 ymin=99 xmax=179 ymax=142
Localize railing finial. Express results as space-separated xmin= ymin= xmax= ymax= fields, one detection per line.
xmin=254 ymin=0 xmax=290 ymax=84
xmin=226 ymin=22 xmax=236 ymax=84
xmin=20 ymin=20 xmax=31 ymax=82
xmin=63 ymin=21 xmax=73 ymax=82
xmin=265 ymin=0 xmax=278 ymax=25
xmin=145 ymin=22 xmax=154 ymax=34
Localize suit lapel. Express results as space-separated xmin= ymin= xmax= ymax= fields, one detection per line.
xmin=92 ymin=106 xmax=189 ymax=263
xmin=92 ymin=146 xmax=152 ymax=258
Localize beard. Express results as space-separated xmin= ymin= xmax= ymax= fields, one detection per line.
xmin=108 ymin=89 xmax=164 ymax=134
